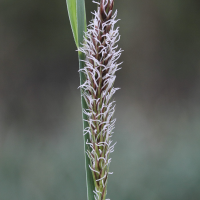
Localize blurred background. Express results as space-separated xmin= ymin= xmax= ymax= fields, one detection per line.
xmin=1 ymin=0 xmax=200 ymax=199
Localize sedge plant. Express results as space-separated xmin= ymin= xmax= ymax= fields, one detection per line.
xmin=66 ymin=0 xmax=122 ymax=200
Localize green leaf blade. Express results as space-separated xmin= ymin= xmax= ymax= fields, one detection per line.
xmin=66 ymin=0 xmax=78 ymax=47
xmin=77 ymin=0 xmax=87 ymax=47
xmin=66 ymin=0 xmax=95 ymax=199
xmin=77 ymin=1 xmax=95 ymax=200
xmin=78 ymin=54 xmax=96 ymax=200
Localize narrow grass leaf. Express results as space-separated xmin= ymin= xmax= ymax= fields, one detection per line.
xmin=77 ymin=1 xmax=95 ymax=200
xmin=66 ymin=0 xmax=95 ymax=199
xmin=66 ymin=0 xmax=78 ymax=47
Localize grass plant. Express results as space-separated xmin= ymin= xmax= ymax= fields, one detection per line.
xmin=66 ymin=1 xmax=122 ymax=199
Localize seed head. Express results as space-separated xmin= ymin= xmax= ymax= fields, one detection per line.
xmin=79 ymin=1 xmax=122 ymax=199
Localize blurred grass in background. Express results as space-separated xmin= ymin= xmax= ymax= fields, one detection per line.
xmin=0 ymin=0 xmax=200 ymax=199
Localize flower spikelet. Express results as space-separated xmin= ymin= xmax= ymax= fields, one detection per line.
xmin=79 ymin=0 xmax=122 ymax=199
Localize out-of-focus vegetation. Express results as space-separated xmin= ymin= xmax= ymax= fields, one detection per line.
xmin=0 ymin=0 xmax=200 ymax=199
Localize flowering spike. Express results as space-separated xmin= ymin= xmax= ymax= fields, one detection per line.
xmin=79 ymin=0 xmax=122 ymax=199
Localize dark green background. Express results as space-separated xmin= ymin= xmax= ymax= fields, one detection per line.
xmin=0 ymin=0 xmax=200 ymax=199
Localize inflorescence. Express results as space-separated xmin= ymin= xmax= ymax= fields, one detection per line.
xmin=79 ymin=0 xmax=122 ymax=199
